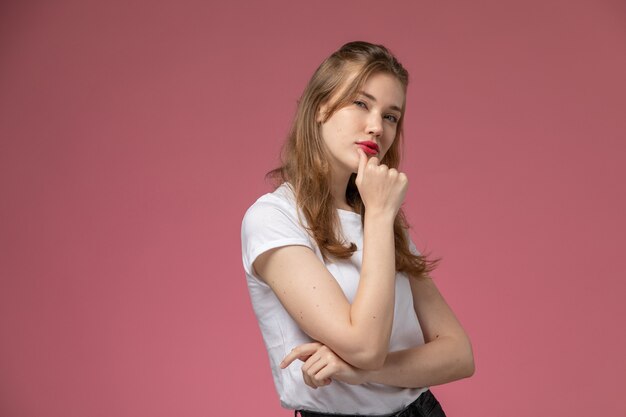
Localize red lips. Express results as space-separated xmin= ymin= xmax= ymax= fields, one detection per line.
xmin=356 ymin=141 xmax=380 ymax=155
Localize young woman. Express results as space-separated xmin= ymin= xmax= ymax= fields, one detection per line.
xmin=241 ymin=41 xmax=474 ymax=417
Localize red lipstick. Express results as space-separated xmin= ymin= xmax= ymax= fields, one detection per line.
xmin=356 ymin=141 xmax=380 ymax=156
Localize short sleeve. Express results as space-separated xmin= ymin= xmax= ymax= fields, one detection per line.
xmin=241 ymin=197 xmax=315 ymax=281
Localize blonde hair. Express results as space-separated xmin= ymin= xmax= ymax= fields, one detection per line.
xmin=268 ymin=41 xmax=439 ymax=279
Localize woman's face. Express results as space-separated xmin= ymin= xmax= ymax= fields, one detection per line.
xmin=318 ymin=71 xmax=405 ymax=178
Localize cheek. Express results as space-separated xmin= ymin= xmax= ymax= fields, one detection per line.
xmin=380 ymin=136 xmax=397 ymax=160
xmin=320 ymin=124 xmax=334 ymax=145
xmin=384 ymin=132 xmax=397 ymax=150
xmin=321 ymin=119 xmax=343 ymax=140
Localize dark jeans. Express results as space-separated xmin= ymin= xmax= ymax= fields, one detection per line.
xmin=294 ymin=389 xmax=446 ymax=417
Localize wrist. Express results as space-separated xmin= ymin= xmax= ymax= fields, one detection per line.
xmin=357 ymin=367 xmax=374 ymax=384
xmin=364 ymin=209 xmax=396 ymax=225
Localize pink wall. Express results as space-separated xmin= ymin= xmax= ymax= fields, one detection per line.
xmin=1 ymin=1 xmax=624 ymax=416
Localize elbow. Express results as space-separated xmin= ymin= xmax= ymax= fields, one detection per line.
xmin=461 ymin=351 xmax=475 ymax=378
xmin=347 ymin=347 xmax=388 ymax=371
xmin=458 ymin=337 xmax=475 ymax=378
xmin=443 ymin=334 xmax=475 ymax=380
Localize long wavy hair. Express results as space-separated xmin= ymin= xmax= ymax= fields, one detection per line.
xmin=267 ymin=41 xmax=439 ymax=279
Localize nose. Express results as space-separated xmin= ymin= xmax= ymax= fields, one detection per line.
xmin=366 ymin=112 xmax=383 ymax=137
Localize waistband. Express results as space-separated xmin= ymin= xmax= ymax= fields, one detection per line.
xmin=294 ymin=389 xmax=442 ymax=417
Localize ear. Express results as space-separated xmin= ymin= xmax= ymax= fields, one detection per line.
xmin=316 ymin=104 xmax=328 ymax=123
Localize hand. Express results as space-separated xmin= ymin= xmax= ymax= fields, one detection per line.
xmin=280 ymin=342 xmax=367 ymax=389
xmin=355 ymin=148 xmax=408 ymax=217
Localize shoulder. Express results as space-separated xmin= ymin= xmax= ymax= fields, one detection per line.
xmin=242 ymin=183 xmax=303 ymax=232
xmin=241 ymin=183 xmax=314 ymax=277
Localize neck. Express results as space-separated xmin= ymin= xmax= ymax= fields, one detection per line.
xmin=329 ymin=168 xmax=354 ymax=212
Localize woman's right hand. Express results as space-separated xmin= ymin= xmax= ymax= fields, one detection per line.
xmin=355 ymin=148 xmax=408 ymax=218
xmin=253 ymin=149 xmax=404 ymax=371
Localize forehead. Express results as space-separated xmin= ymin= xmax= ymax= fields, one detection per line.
xmin=359 ymin=72 xmax=405 ymax=109
xmin=325 ymin=68 xmax=406 ymax=111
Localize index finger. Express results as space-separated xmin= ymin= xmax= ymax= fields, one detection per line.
xmin=356 ymin=147 xmax=367 ymax=182
xmin=280 ymin=343 xmax=320 ymax=369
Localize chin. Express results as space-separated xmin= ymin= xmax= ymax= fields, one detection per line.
xmin=350 ymin=161 xmax=360 ymax=175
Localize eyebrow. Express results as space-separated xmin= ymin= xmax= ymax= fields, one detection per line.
xmin=359 ymin=91 xmax=403 ymax=113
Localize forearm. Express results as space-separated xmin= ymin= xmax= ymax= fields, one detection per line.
xmin=361 ymin=336 xmax=475 ymax=388
xmin=348 ymin=211 xmax=396 ymax=368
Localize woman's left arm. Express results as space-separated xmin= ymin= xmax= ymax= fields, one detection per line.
xmin=282 ymin=275 xmax=475 ymax=389
xmin=363 ymin=275 xmax=475 ymax=388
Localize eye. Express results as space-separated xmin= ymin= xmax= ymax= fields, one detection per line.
xmin=353 ymin=100 xmax=368 ymax=109
xmin=384 ymin=114 xmax=399 ymax=123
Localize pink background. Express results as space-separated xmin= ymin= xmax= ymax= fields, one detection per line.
xmin=1 ymin=1 xmax=625 ymax=416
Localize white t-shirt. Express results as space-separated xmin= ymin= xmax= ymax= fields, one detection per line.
xmin=241 ymin=182 xmax=428 ymax=414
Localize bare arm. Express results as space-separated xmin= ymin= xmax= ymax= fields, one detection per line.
xmin=281 ymin=275 xmax=474 ymax=388
xmin=254 ymin=150 xmax=407 ymax=370
xmin=361 ymin=275 xmax=475 ymax=387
